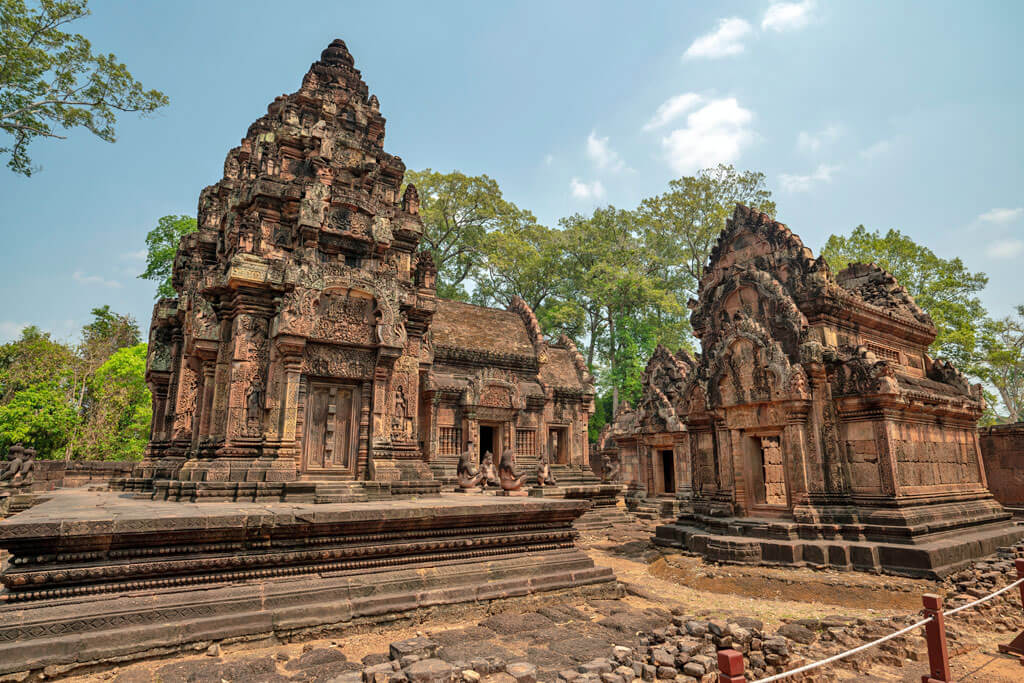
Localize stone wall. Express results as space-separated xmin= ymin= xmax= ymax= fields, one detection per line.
xmin=978 ymin=422 xmax=1024 ymax=509
xmin=27 ymin=460 xmax=136 ymax=490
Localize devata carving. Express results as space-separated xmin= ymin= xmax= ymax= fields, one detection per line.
xmin=609 ymin=204 xmax=1020 ymax=576
xmin=133 ymin=40 xmax=595 ymax=499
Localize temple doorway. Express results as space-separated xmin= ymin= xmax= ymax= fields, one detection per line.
xmin=301 ymin=381 xmax=359 ymax=475
xmin=745 ymin=434 xmax=787 ymax=507
xmin=479 ymin=424 xmax=497 ymax=462
xmin=660 ymin=450 xmax=675 ymax=494
xmin=548 ymin=427 xmax=568 ymax=464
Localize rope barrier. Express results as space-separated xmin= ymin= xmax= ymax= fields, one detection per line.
xmin=749 ymin=617 xmax=932 ymax=683
xmin=942 ymin=576 xmax=1024 ymax=617
xmin=748 ymin=572 xmax=1024 ymax=682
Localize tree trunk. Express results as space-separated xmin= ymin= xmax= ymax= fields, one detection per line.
xmin=609 ymin=312 xmax=618 ymax=414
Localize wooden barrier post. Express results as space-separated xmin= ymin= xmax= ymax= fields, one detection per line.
xmin=921 ymin=593 xmax=952 ymax=683
xmin=997 ymin=557 xmax=1024 ymax=665
xmin=718 ymin=648 xmax=746 ymax=683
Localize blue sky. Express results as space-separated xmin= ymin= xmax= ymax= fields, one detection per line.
xmin=1 ymin=0 xmax=1022 ymax=345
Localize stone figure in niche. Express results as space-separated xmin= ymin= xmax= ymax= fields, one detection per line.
xmin=391 ymin=385 xmax=412 ymax=437
xmin=536 ymin=448 xmax=557 ymax=487
xmin=456 ymin=441 xmax=485 ymax=490
xmin=601 ymin=452 xmax=620 ymax=483
xmin=245 ymin=377 xmax=264 ymax=435
xmin=498 ymin=449 xmax=527 ymax=492
xmin=480 ymin=451 xmax=499 ymax=487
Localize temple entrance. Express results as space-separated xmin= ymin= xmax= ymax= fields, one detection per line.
xmin=479 ymin=424 xmax=498 ymax=462
xmin=548 ymin=427 xmax=568 ymax=464
xmin=660 ymin=450 xmax=675 ymax=494
xmin=745 ymin=434 xmax=787 ymax=507
xmin=301 ymin=381 xmax=359 ymax=475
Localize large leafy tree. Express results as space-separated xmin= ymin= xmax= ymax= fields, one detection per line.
xmin=0 ymin=324 xmax=75 ymax=403
xmin=638 ymin=165 xmax=776 ymax=301
xmin=0 ymin=0 xmax=168 ymax=175
xmin=821 ymin=226 xmax=988 ymax=369
xmin=559 ymin=207 xmax=678 ymax=411
xmin=0 ymin=309 xmax=145 ymax=460
xmin=138 ymin=214 xmax=197 ymax=299
xmin=77 ymin=343 xmax=150 ymax=460
xmin=976 ymin=306 xmax=1024 ymax=423
xmin=0 ymin=381 xmax=79 ymax=457
xmin=473 ymin=218 xmax=563 ymax=312
xmin=403 ymin=169 xmax=528 ymax=300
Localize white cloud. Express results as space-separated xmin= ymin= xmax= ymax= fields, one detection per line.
xmin=585 ymin=131 xmax=626 ymax=172
xmin=570 ymin=178 xmax=605 ymax=200
xmin=859 ymin=139 xmax=892 ymax=160
xmin=797 ymin=124 xmax=843 ymax=153
xmin=121 ymin=249 xmax=147 ymax=261
xmin=762 ymin=0 xmax=816 ymax=32
xmin=684 ymin=18 xmax=752 ymax=60
xmin=0 ymin=321 xmax=29 ymax=343
xmin=978 ymin=208 xmax=1024 ymax=224
xmin=543 ymin=153 xmax=555 ymax=166
xmin=986 ymin=239 xmax=1024 ymax=260
xmin=643 ymin=93 xmax=704 ymax=132
xmin=659 ymin=97 xmax=755 ymax=174
xmin=73 ymin=271 xmax=121 ymax=288
xmin=779 ymin=163 xmax=839 ymax=192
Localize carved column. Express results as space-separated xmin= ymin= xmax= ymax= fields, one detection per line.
xmin=358 ymin=379 xmax=371 ymax=477
xmin=875 ymin=414 xmax=900 ymax=498
xmin=273 ymin=334 xmax=305 ymax=460
xmin=194 ymin=341 xmax=219 ymax=448
xmin=783 ymin=405 xmax=812 ymax=505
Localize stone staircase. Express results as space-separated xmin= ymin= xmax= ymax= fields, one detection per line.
xmin=312 ymin=481 xmax=368 ymax=503
xmin=630 ymin=496 xmax=685 ymax=523
xmin=549 ymin=463 xmax=603 ymax=487
xmin=428 ymin=455 xmax=459 ymax=486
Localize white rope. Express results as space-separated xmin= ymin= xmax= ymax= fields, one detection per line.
xmin=943 ymin=576 xmax=1024 ymax=617
xmin=749 ymin=617 xmax=932 ymax=683
xmin=749 ymin=572 xmax=1024 ymax=683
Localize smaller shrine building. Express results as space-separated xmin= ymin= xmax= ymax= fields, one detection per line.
xmin=607 ymin=204 xmax=1021 ymax=577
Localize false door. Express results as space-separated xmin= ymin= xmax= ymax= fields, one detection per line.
xmin=301 ymin=381 xmax=359 ymax=475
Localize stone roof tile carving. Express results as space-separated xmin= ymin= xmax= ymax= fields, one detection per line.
xmin=432 ymin=300 xmax=534 ymax=356
xmin=836 ymin=262 xmax=933 ymax=327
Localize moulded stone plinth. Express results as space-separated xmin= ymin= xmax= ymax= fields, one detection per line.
xmin=0 ymin=490 xmax=615 ymax=676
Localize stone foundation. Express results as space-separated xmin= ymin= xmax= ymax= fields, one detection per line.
xmin=655 ymin=497 xmax=1024 ymax=577
xmin=0 ymin=490 xmax=615 ymax=675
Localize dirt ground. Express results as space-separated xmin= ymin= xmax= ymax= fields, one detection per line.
xmin=49 ymin=519 xmax=1024 ymax=683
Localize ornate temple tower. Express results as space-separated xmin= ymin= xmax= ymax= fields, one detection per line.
xmin=139 ymin=40 xmax=438 ymax=496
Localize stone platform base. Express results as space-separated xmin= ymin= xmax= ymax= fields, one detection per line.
xmin=113 ymin=477 xmax=443 ymax=502
xmin=655 ymin=499 xmax=1024 ymax=578
xmin=0 ymin=491 xmax=615 ymax=676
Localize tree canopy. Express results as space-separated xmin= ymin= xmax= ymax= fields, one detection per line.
xmin=821 ymin=225 xmax=989 ymax=369
xmin=0 ymin=307 xmax=148 ymax=460
xmin=0 ymin=0 xmax=168 ymax=175
xmin=403 ymin=169 xmax=531 ymax=300
xmin=139 ymin=214 xmax=197 ymax=299
xmin=975 ymin=306 xmax=1024 ymax=423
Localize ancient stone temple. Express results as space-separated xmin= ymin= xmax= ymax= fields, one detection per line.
xmin=610 ymin=204 xmax=1021 ymax=576
xmin=0 ymin=41 xmax=613 ymax=677
xmin=133 ymin=39 xmax=593 ymax=500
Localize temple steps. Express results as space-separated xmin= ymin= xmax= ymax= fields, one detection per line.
xmin=312 ymin=481 xmax=370 ymax=504
xmin=630 ymin=496 xmax=685 ymax=522
xmin=549 ymin=464 xmax=603 ymax=487
xmin=428 ymin=455 xmax=459 ymax=484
